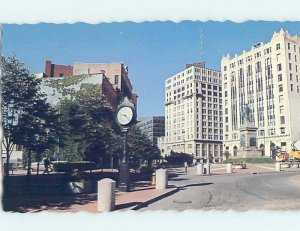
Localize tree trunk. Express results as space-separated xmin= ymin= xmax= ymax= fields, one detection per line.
xmin=27 ymin=149 xmax=32 ymax=176
xmin=5 ymin=146 xmax=10 ymax=176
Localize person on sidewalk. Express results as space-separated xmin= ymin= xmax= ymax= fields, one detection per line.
xmin=42 ymin=157 xmax=52 ymax=174
xmin=184 ymin=161 xmax=188 ymax=174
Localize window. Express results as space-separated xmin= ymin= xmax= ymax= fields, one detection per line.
xmin=291 ymin=84 xmax=294 ymax=91
xmin=281 ymin=127 xmax=285 ymax=134
xmin=280 ymin=106 xmax=284 ymax=113
xmin=289 ymin=63 xmax=292 ymax=71
xmin=280 ymin=116 xmax=285 ymax=125
xmin=279 ymin=95 xmax=284 ymax=103
xmin=288 ymin=42 xmax=291 ymax=50
xmin=288 ymin=53 xmax=291 ymax=60
xmin=115 ymin=75 xmax=119 ymax=84
xmin=298 ymin=86 xmax=300 ymax=93
xmin=290 ymin=74 xmax=293 ymax=81
xmin=277 ymin=64 xmax=282 ymax=71
xmin=276 ymin=43 xmax=281 ymax=50
xmin=278 ymin=74 xmax=282 ymax=81
xmin=279 ymin=84 xmax=283 ymax=92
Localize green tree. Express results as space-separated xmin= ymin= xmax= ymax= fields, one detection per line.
xmin=1 ymin=56 xmax=63 ymax=176
xmin=58 ymin=84 xmax=120 ymax=164
xmin=127 ymin=126 xmax=161 ymax=169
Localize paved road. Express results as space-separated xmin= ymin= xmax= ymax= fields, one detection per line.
xmin=140 ymin=168 xmax=300 ymax=211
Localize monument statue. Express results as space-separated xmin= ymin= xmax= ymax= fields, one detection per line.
xmin=242 ymin=104 xmax=251 ymax=124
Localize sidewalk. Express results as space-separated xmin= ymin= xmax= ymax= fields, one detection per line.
xmin=23 ymin=180 xmax=177 ymax=213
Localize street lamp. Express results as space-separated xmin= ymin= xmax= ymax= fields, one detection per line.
xmin=116 ymin=97 xmax=137 ymax=192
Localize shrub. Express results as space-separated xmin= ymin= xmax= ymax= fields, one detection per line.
xmin=53 ymin=162 xmax=98 ymax=172
xmin=222 ymin=157 xmax=276 ymax=164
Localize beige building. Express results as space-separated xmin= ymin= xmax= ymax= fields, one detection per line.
xmin=221 ymin=29 xmax=300 ymax=158
xmin=159 ymin=63 xmax=223 ymax=160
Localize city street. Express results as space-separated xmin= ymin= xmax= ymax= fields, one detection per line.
xmin=140 ymin=167 xmax=300 ymax=211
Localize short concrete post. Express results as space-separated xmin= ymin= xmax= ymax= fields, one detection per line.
xmin=97 ymin=178 xmax=116 ymax=212
xmin=275 ymin=162 xmax=281 ymax=172
xmin=156 ymin=169 xmax=168 ymax=189
xmin=205 ymin=163 xmax=210 ymax=175
xmin=227 ymin=163 xmax=233 ymax=173
xmin=197 ymin=163 xmax=204 ymax=175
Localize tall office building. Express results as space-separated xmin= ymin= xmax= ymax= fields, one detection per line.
xmin=137 ymin=116 xmax=165 ymax=146
xmin=221 ymin=29 xmax=300 ymax=157
xmin=159 ymin=63 xmax=223 ymax=160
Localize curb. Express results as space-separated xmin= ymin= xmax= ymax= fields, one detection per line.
xmin=131 ymin=186 xmax=179 ymax=210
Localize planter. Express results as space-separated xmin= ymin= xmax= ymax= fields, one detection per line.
xmin=65 ymin=180 xmax=92 ymax=194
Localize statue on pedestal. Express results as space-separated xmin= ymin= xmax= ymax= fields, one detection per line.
xmin=242 ymin=104 xmax=251 ymax=124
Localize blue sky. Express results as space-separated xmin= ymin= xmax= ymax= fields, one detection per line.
xmin=3 ymin=21 xmax=300 ymax=117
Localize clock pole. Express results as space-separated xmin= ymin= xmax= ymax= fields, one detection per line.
xmin=119 ymin=127 xmax=130 ymax=192
xmin=116 ymin=97 xmax=137 ymax=192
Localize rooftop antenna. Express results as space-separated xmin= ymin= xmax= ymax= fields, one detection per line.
xmin=200 ymin=26 xmax=204 ymax=63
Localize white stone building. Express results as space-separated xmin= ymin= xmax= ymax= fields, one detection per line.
xmin=221 ymin=29 xmax=300 ymax=157
xmin=159 ymin=63 xmax=223 ymax=160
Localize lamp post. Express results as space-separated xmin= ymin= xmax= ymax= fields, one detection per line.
xmin=116 ymin=97 xmax=137 ymax=192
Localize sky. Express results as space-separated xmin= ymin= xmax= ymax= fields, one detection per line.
xmin=3 ymin=21 xmax=300 ymax=117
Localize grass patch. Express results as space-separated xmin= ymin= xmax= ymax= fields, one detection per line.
xmin=222 ymin=157 xmax=276 ymax=164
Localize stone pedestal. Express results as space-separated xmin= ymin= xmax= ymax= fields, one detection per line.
xmin=275 ymin=163 xmax=281 ymax=172
xmin=156 ymin=169 xmax=168 ymax=189
xmin=238 ymin=122 xmax=261 ymax=157
xmin=97 ymin=178 xmax=116 ymax=212
xmin=204 ymin=164 xmax=210 ymax=175
xmin=197 ymin=164 xmax=204 ymax=175
xmin=227 ymin=163 xmax=233 ymax=173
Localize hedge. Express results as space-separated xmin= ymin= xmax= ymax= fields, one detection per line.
xmin=222 ymin=157 xmax=276 ymax=164
xmin=53 ymin=162 xmax=98 ymax=172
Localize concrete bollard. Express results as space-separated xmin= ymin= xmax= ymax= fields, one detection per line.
xmin=156 ymin=169 xmax=168 ymax=189
xmin=275 ymin=162 xmax=281 ymax=172
xmin=227 ymin=163 xmax=233 ymax=173
xmin=97 ymin=178 xmax=116 ymax=212
xmin=204 ymin=163 xmax=210 ymax=175
xmin=197 ymin=163 xmax=204 ymax=175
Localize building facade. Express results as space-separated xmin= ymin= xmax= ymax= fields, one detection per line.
xmin=159 ymin=63 xmax=223 ymax=160
xmin=221 ymin=29 xmax=300 ymax=157
xmin=41 ymin=73 xmax=119 ymax=110
xmin=137 ymin=116 xmax=165 ymax=146
xmin=73 ymin=62 xmax=138 ymax=109
xmin=45 ymin=60 xmax=73 ymax=77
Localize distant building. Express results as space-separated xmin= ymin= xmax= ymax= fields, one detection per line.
xmin=45 ymin=60 xmax=73 ymax=77
xmin=159 ymin=63 xmax=223 ymax=159
xmin=222 ymin=29 xmax=300 ymax=157
xmin=137 ymin=116 xmax=165 ymax=146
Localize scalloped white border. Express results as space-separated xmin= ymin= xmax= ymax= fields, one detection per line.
xmin=0 ymin=0 xmax=300 ymax=23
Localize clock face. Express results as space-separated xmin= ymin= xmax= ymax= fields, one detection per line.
xmin=117 ymin=106 xmax=134 ymax=126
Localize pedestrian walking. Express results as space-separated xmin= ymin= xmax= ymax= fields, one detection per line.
xmin=42 ymin=157 xmax=52 ymax=174
xmin=184 ymin=161 xmax=188 ymax=173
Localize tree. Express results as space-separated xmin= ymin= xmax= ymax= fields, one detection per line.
xmin=14 ymin=99 xmax=63 ymax=175
xmin=127 ymin=126 xmax=161 ymax=169
xmin=1 ymin=56 xmax=39 ymax=176
xmin=58 ymin=84 xmax=121 ymax=164
xmin=1 ymin=56 xmax=63 ymax=176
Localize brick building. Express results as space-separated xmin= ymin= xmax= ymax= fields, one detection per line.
xmin=45 ymin=60 xmax=73 ymax=77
